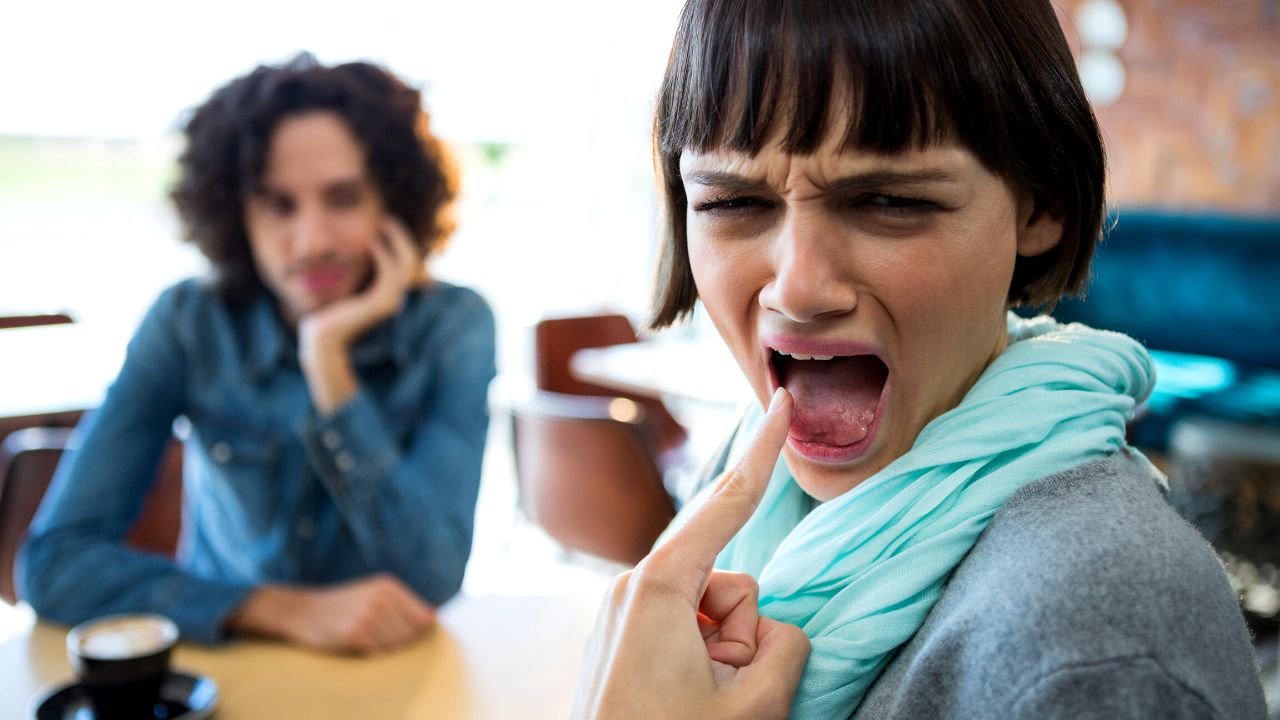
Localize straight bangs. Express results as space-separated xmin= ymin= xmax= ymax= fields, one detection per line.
xmin=651 ymin=0 xmax=1104 ymax=328
xmin=657 ymin=0 xmax=980 ymax=163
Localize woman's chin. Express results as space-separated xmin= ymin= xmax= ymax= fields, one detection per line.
xmin=783 ymin=443 xmax=865 ymax=499
xmin=783 ymin=443 xmax=887 ymax=502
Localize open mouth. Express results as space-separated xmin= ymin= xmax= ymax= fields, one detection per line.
xmin=768 ymin=345 xmax=890 ymax=463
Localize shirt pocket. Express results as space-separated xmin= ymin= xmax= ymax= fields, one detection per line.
xmin=189 ymin=414 xmax=282 ymax=536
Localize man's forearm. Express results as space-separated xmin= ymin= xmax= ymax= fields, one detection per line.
xmin=21 ymin=531 xmax=253 ymax=645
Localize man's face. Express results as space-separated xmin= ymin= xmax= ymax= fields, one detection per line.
xmin=244 ymin=111 xmax=385 ymax=324
xmin=681 ymin=132 xmax=1061 ymax=501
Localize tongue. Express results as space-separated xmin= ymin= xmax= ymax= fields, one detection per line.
xmin=784 ymin=356 xmax=886 ymax=447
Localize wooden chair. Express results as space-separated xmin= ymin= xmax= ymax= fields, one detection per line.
xmin=0 ymin=314 xmax=73 ymax=331
xmin=0 ymin=427 xmax=183 ymax=604
xmin=534 ymin=314 xmax=688 ymax=458
xmin=510 ymin=391 xmax=676 ymax=566
xmin=0 ymin=412 xmax=82 ymax=457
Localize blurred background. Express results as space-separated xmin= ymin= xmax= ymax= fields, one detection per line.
xmin=0 ymin=0 xmax=1278 ymax=707
xmin=0 ymin=0 xmax=689 ymax=365
xmin=0 ymin=0 xmax=705 ymax=643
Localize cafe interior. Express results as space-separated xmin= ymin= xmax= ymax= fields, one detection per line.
xmin=1 ymin=0 xmax=1277 ymax=717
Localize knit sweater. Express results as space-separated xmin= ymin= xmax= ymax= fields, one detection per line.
xmin=851 ymin=451 xmax=1266 ymax=719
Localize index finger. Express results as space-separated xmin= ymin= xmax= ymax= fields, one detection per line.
xmin=657 ymin=387 xmax=792 ymax=580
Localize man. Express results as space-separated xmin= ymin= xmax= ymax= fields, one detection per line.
xmin=20 ymin=54 xmax=496 ymax=654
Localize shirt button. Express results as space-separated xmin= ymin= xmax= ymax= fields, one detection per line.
xmin=210 ymin=442 xmax=232 ymax=464
xmin=296 ymin=518 xmax=316 ymax=539
xmin=322 ymin=431 xmax=342 ymax=450
xmin=335 ymin=452 xmax=355 ymax=473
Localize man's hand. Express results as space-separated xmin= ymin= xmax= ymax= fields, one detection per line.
xmin=298 ymin=216 xmax=424 ymax=414
xmin=572 ymin=388 xmax=810 ymax=719
xmin=228 ymin=574 xmax=437 ymax=654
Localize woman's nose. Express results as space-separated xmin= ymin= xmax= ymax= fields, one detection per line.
xmin=758 ymin=212 xmax=858 ymax=323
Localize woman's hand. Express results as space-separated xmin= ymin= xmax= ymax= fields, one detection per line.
xmin=572 ymin=388 xmax=809 ymax=719
xmin=298 ymin=216 xmax=424 ymax=414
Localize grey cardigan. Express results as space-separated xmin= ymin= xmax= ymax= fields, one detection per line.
xmin=851 ymin=451 xmax=1266 ymax=719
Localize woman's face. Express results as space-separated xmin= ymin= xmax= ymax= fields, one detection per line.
xmin=681 ymin=131 xmax=1063 ymax=501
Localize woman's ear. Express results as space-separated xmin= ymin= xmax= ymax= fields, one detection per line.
xmin=1016 ymin=195 xmax=1067 ymax=258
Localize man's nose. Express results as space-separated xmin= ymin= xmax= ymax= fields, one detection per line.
xmin=292 ymin=204 xmax=336 ymax=259
xmin=758 ymin=211 xmax=858 ymax=323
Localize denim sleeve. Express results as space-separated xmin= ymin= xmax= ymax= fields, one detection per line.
xmin=18 ymin=285 xmax=255 ymax=644
xmin=298 ymin=295 xmax=496 ymax=606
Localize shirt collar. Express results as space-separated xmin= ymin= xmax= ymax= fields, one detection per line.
xmin=246 ymin=293 xmax=288 ymax=380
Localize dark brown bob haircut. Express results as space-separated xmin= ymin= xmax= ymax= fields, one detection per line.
xmin=171 ymin=53 xmax=457 ymax=302
xmin=650 ymin=0 xmax=1105 ymax=328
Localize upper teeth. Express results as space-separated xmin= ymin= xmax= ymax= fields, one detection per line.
xmin=779 ymin=352 xmax=834 ymax=361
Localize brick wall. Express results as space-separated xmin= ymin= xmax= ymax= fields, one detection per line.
xmin=1055 ymin=0 xmax=1280 ymax=212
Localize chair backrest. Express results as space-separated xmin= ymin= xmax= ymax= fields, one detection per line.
xmin=534 ymin=314 xmax=688 ymax=458
xmin=511 ymin=391 xmax=676 ymax=566
xmin=0 ymin=411 xmax=82 ymax=458
xmin=0 ymin=427 xmax=183 ymax=604
xmin=536 ymin=314 xmax=640 ymax=395
xmin=0 ymin=314 xmax=73 ymax=331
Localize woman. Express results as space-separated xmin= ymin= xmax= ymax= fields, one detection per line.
xmin=21 ymin=55 xmax=495 ymax=653
xmin=574 ymin=1 xmax=1264 ymax=718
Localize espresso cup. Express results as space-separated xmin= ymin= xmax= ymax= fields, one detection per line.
xmin=66 ymin=614 xmax=179 ymax=719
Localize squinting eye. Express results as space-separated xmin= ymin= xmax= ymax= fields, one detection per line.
xmin=859 ymin=194 xmax=938 ymax=215
xmin=691 ymin=196 xmax=770 ymax=214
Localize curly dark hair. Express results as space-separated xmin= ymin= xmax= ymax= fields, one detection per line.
xmin=171 ymin=53 xmax=457 ymax=301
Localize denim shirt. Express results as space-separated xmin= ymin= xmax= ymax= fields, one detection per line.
xmin=19 ymin=278 xmax=496 ymax=644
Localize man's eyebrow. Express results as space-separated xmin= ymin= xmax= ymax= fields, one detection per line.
xmin=323 ymin=176 xmax=369 ymax=192
xmin=253 ymin=176 xmax=370 ymax=193
xmin=683 ymin=168 xmax=960 ymax=191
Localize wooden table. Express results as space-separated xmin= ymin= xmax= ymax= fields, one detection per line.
xmin=569 ymin=338 xmax=750 ymax=407
xmin=1 ymin=593 xmax=600 ymax=719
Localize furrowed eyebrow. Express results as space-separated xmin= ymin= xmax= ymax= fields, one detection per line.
xmin=825 ymin=169 xmax=960 ymax=192
xmin=684 ymin=171 xmax=770 ymax=192
xmin=683 ymin=168 xmax=960 ymax=192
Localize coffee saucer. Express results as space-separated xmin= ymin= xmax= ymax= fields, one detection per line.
xmin=32 ymin=670 xmax=218 ymax=720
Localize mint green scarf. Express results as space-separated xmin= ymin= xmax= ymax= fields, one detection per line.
xmin=686 ymin=314 xmax=1155 ymax=718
